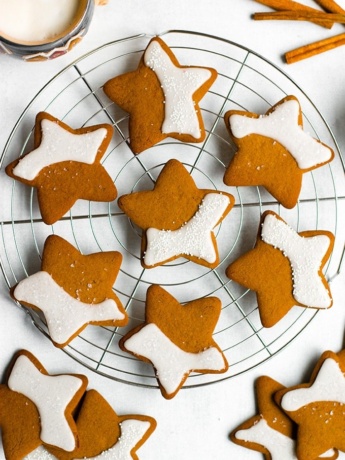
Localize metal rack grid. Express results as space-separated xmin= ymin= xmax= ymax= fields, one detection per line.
xmin=1 ymin=30 xmax=345 ymax=389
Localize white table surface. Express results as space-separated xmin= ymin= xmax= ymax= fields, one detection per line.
xmin=1 ymin=1 xmax=345 ymax=459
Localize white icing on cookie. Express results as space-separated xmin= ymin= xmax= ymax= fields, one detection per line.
xmin=13 ymin=271 xmax=125 ymax=345
xmin=261 ymin=213 xmax=332 ymax=308
xmin=8 ymin=354 xmax=84 ymax=451
xmin=23 ymin=446 xmax=58 ymax=460
xmin=144 ymin=193 xmax=230 ymax=266
xmin=12 ymin=119 xmax=108 ymax=180
xmin=281 ymin=357 xmax=345 ymax=412
xmin=144 ymin=39 xmax=213 ymax=138
xmin=229 ymin=99 xmax=333 ymax=170
xmin=124 ymin=322 xmax=227 ymax=396
xmin=235 ymin=417 xmax=297 ymax=460
xmin=75 ymin=419 xmax=151 ymax=460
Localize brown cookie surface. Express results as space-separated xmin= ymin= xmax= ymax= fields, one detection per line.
xmin=103 ymin=36 xmax=217 ymax=153
xmin=5 ymin=112 xmax=116 ymax=225
xmin=11 ymin=234 xmax=127 ymax=347
xmin=6 ymin=350 xmax=88 ymax=453
xmin=0 ymin=384 xmax=41 ymax=460
xmin=118 ymin=158 xmax=235 ymax=269
xmin=119 ymin=284 xmax=228 ymax=399
xmin=47 ymin=389 xmax=157 ymax=459
xmin=276 ymin=350 xmax=345 ymax=460
xmin=230 ymin=376 xmax=296 ymax=459
xmin=226 ymin=210 xmax=334 ymax=327
xmin=223 ymin=95 xmax=334 ymax=208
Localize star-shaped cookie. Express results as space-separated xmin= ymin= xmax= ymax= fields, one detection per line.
xmin=7 ymin=350 xmax=88 ymax=452
xmin=46 ymin=389 xmax=157 ymax=459
xmin=119 ymin=284 xmax=228 ymax=399
xmin=103 ymin=36 xmax=217 ymax=153
xmin=118 ymin=159 xmax=235 ymax=269
xmin=231 ymin=376 xmax=298 ymax=459
xmin=276 ymin=350 xmax=345 ymax=460
xmin=230 ymin=375 xmax=338 ymax=460
xmin=226 ymin=211 xmax=334 ymax=327
xmin=5 ymin=112 xmax=117 ymax=225
xmin=223 ymin=95 xmax=334 ymax=208
xmin=11 ymin=234 xmax=127 ymax=347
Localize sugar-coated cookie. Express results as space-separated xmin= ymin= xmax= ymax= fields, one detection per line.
xmin=1 ymin=352 xmax=156 ymax=459
xmin=231 ymin=375 xmax=338 ymax=460
xmin=5 ymin=112 xmax=117 ymax=225
xmin=223 ymin=95 xmax=334 ymax=208
xmin=119 ymin=284 xmax=228 ymax=399
xmin=6 ymin=350 xmax=88 ymax=453
xmin=226 ymin=210 xmax=334 ymax=327
xmin=231 ymin=376 xmax=298 ymax=459
xmin=47 ymin=389 xmax=157 ymax=459
xmin=11 ymin=234 xmax=127 ymax=347
xmin=276 ymin=350 xmax=345 ymax=460
xmin=103 ymin=36 xmax=217 ymax=153
xmin=118 ymin=159 xmax=235 ymax=269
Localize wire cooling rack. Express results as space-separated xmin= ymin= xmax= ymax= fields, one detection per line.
xmin=1 ymin=30 xmax=345 ymax=389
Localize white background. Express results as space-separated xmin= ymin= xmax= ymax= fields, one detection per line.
xmin=1 ymin=1 xmax=345 ymax=459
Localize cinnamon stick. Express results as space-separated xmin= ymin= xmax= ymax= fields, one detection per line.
xmin=255 ymin=0 xmax=327 ymax=11
xmin=253 ymin=10 xmax=345 ymax=24
xmin=285 ymin=32 xmax=345 ymax=63
xmin=254 ymin=0 xmax=334 ymax=27
xmin=314 ymin=0 xmax=345 ymax=14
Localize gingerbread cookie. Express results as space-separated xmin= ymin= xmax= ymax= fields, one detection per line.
xmin=11 ymin=234 xmax=127 ymax=347
xmin=119 ymin=284 xmax=228 ymax=399
xmin=226 ymin=210 xmax=334 ymax=327
xmin=223 ymin=95 xmax=334 ymax=208
xmin=118 ymin=159 xmax=235 ymax=269
xmin=231 ymin=375 xmax=338 ymax=460
xmin=6 ymin=350 xmax=88 ymax=453
xmin=276 ymin=350 xmax=345 ymax=460
xmin=0 ymin=383 xmax=42 ymax=460
xmin=231 ymin=376 xmax=298 ymax=459
xmin=103 ymin=36 xmax=217 ymax=153
xmin=47 ymin=389 xmax=157 ymax=459
xmin=5 ymin=112 xmax=117 ymax=225
xmin=1 ymin=352 xmax=156 ymax=459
